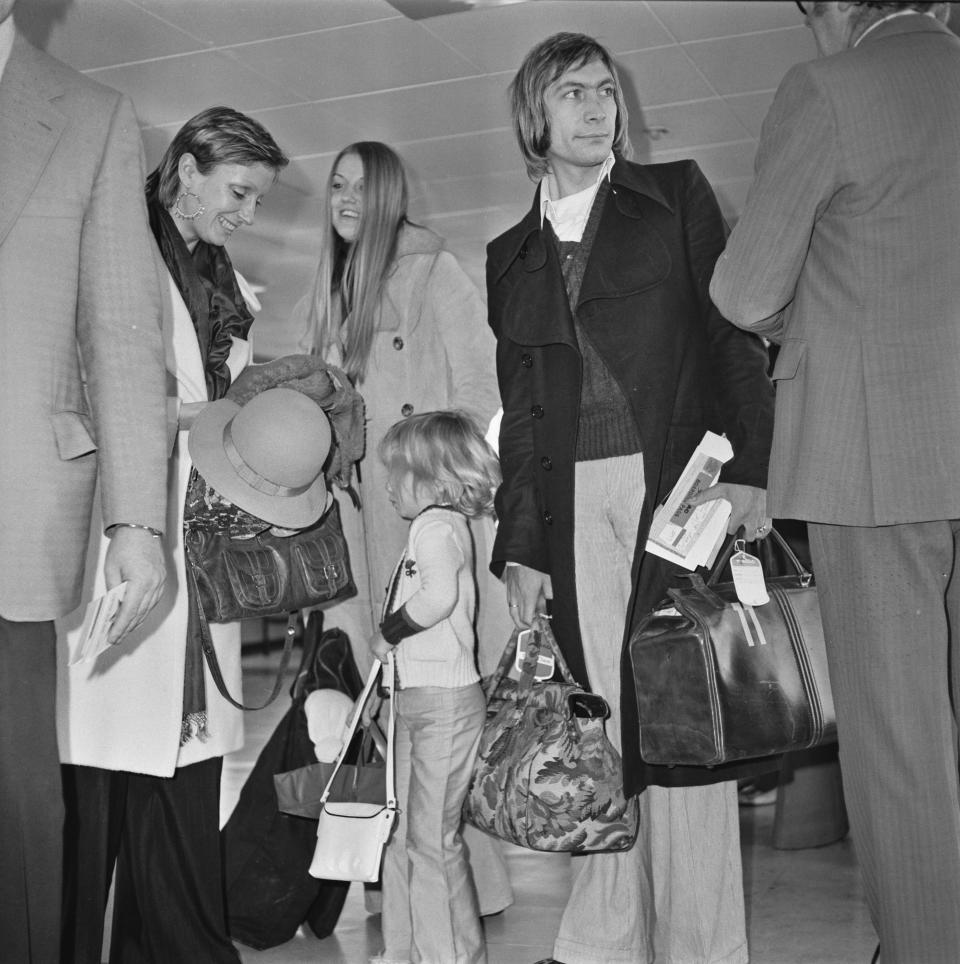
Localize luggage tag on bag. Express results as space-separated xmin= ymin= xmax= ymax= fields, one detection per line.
xmin=514 ymin=628 xmax=555 ymax=681
xmin=730 ymin=540 xmax=769 ymax=606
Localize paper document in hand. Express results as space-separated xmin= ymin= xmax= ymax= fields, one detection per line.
xmin=646 ymin=431 xmax=733 ymax=570
xmin=69 ymin=582 xmax=128 ymax=665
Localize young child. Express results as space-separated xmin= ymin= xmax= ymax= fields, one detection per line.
xmin=369 ymin=410 xmax=500 ymax=964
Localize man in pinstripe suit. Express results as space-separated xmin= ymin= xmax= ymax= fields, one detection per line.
xmin=0 ymin=2 xmax=168 ymax=959
xmin=711 ymin=3 xmax=959 ymax=961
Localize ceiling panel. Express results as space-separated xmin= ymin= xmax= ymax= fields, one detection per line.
xmin=242 ymin=103 xmax=366 ymax=159
xmin=648 ymin=140 xmax=758 ymax=185
xmin=421 ymin=1 xmax=675 ymax=73
xmin=87 ymin=49 xmax=300 ymax=127
xmin=15 ymin=0 xmax=202 ymax=70
xmin=616 ymin=44 xmax=716 ymax=109
xmin=316 ymin=74 xmax=514 ymax=145
xmin=128 ymin=0 xmax=396 ymax=45
xmin=647 ymin=0 xmax=802 ymax=42
xmin=411 ymin=168 xmax=532 ymax=222
xmin=398 ymin=129 xmax=521 ymax=183
xmin=234 ymin=19 xmax=479 ymax=102
xmin=684 ymin=27 xmax=816 ymax=95
xmin=639 ymin=97 xmax=754 ymax=154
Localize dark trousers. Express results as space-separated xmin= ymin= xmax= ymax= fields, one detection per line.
xmin=0 ymin=617 xmax=62 ymax=964
xmin=62 ymin=758 xmax=240 ymax=964
xmin=810 ymin=520 xmax=960 ymax=964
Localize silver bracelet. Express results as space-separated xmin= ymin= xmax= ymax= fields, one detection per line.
xmin=108 ymin=523 xmax=163 ymax=539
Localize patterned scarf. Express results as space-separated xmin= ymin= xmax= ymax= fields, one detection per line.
xmin=146 ymin=190 xmax=255 ymax=744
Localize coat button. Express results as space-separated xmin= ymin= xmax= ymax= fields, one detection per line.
xmin=530 ymin=404 xmax=544 ymax=419
xmin=521 ymin=353 xmax=533 ymax=368
xmin=393 ymin=336 xmax=404 ymax=350
xmin=540 ymin=456 xmax=552 ymax=471
xmin=401 ymin=403 xmax=414 ymax=417
xmin=542 ymin=509 xmax=553 ymax=525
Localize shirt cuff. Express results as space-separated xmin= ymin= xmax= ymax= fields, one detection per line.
xmin=380 ymin=606 xmax=428 ymax=646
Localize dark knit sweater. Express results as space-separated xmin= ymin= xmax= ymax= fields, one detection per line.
xmin=551 ymin=181 xmax=642 ymax=462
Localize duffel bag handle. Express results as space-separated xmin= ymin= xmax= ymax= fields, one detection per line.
xmin=485 ymin=614 xmax=578 ymax=697
xmin=706 ymin=526 xmax=812 ymax=588
xmin=515 ymin=616 xmax=577 ymax=694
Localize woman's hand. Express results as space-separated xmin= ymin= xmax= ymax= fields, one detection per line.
xmin=505 ymin=564 xmax=552 ymax=630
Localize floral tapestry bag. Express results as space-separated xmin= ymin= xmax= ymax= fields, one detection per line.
xmin=462 ymin=616 xmax=638 ymax=853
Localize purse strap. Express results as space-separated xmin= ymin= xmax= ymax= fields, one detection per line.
xmin=186 ymin=559 xmax=297 ymax=711
xmin=320 ymin=653 xmax=397 ymax=808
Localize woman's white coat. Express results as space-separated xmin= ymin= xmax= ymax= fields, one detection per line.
xmin=57 ymin=265 xmax=249 ymax=776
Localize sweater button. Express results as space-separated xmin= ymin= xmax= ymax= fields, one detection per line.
xmin=530 ymin=404 xmax=544 ymax=419
xmin=393 ymin=336 xmax=404 ymax=350
xmin=540 ymin=456 xmax=552 ymax=471
xmin=521 ymin=353 xmax=533 ymax=368
xmin=542 ymin=509 xmax=553 ymax=525
xmin=401 ymin=403 xmax=414 ymax=417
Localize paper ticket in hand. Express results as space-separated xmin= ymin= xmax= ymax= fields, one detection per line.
xmin=69 ymin=582 xmax=128 ymax=665
xmin=646 ymin=431 xmax=733 ymax=571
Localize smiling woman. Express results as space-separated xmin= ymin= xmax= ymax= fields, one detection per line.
xmin=172 ymin=160 xmax=276 ymax=249
xmin=58 ymin=106 xmax=290 ymax=964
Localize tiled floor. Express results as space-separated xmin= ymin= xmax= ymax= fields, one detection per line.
xmin=221 ymin=654 xmax=877 ymax=964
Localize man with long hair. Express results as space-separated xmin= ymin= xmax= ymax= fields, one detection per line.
xmin=488 ymin=32 xmax=774 ymax=964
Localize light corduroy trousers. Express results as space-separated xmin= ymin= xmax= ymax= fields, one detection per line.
xmin=552 ymin=455 xmax=748 ymax=964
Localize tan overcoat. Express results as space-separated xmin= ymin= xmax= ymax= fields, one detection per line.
xmin=0 ymin=35 xmax=167 ymax=621
xmin=294 ymin=224 xmax=510 ymax=677
xmin=712 ymin=14 xmax=960 ymax=526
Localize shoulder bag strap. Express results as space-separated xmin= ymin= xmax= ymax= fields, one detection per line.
xmin=384 ymin=651 xmax=397 ymax=807
xmin=186 ymin=557 xmax=298 ymax=711
xmin=319 ymin=653 xmax=397 ymax=808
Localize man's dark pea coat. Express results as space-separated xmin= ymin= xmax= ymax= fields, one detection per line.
xmin=486 ymin=156 xmax=776 ymax=795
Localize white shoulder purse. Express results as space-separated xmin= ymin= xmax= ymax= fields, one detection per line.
xmin=308 ymin=654 xmax=397 ymax=883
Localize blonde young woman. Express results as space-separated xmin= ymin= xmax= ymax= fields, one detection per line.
xmin=293 ymin=141 xmax=513 ymax=918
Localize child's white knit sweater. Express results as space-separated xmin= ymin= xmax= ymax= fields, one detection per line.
xmin=380 ymin=506 xmax=481 ymax=690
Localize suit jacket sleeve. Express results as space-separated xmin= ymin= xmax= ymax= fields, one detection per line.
xmin=78 ymin=93 xmax=167 ymax=533
xmin=683 ymin=162 xmax=774 ymax=487
xmin=710 ymin=62 xmax=837 ymax=338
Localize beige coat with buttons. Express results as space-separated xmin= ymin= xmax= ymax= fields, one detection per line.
xmin=295 ymin=224 xmax=515 ymax=916
xmin=294 ymin=223 xmax=508 ymax=677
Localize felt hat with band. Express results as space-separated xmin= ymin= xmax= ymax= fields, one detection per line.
xmin=188 ymin=387 xmax=331 ymax=529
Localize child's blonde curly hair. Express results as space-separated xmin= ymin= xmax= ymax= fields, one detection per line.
xmin=378 ymin=410 xmax=501 ymax=519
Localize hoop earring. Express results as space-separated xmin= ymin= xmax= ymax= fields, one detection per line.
xmin=174 ymin=191 xmax=205 ymax=220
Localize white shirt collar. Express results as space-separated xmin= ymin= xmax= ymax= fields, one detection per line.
xmin=854 ymin=9 xmax=937 ymax=48
xmin=539 ymin=153 xmax=615 ymax=243
xmin=0 ymin=17 xmax=15 ymax=82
